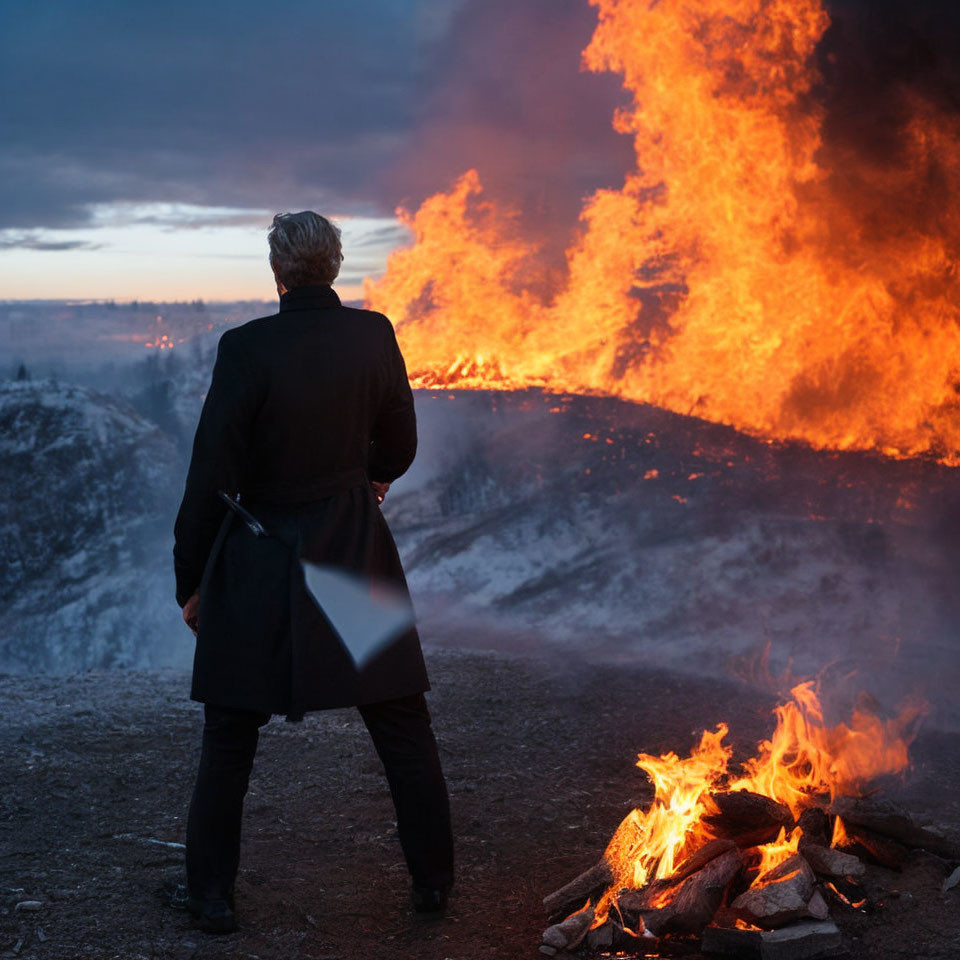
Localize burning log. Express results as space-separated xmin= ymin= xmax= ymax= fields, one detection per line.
xmin=829 ymin=796 xmax=960 ymax=859
xmin=798 ymin=841 xmax=865 ymax=880
xmin=639 ymin=847 xmax=744 ymax=937
xmin=796 ymin=808 xmax=831 ymax=847
xmin=670 ymin=837 xmax=739 ymax=884
xmin=706 ymin=791 xmax=795 ymax=847
xmin=619 ymin=838 xmax=739 ymax=910
xmin=542 ymin=859 xmax=612 ymax=920
xmin=837 ymin=822 xmax=910 ymax=871
xmin=822 ymin=878 xmax=868 ymax=912
xmin=700 ymin=919 xmax=844 ymax=960
xmin=731 ymin=854 xmax=817 ymax=929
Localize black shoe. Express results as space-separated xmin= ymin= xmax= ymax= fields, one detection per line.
xmin=411 ymin=885 xmax=449 ymax=919
xmin=187 ymin=897 xmax=238 ymax=935
xmin=164 ymin=881 xmax=237 ymax=934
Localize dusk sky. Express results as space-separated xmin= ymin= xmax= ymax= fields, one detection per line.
xmin=0 ymin=0 xmax=633 ymax=302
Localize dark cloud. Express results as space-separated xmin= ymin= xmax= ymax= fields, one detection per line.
xmin=376 ymin=0 xmax=636 ymax=259
xmin=0 ymin=0 xmax=445 ymax=229
xmin=0 ymin=233 xmax=101 ymax=252
xmin=0 ymin=0 xmax=635 ymax=239
xmin=3 ymin=0 xmax=958 ymax=243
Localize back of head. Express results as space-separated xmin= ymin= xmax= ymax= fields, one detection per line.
xmin=268 ymin=211 xmax=343 ymax=289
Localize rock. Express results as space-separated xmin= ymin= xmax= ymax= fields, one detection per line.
xmin=807 ymin=889 xmax=829 ymax=920
xmin=14 ymin=900 xmax=44 ymax=913
xmin=702 ymin=919 xmax=845 ymax=959
xmin=799 ymin=841 xmax=866 ymax=879
xmin=539 ymin=947 xmax=558 ymax=957
xmin=944 ymin=866 xmax=960 ymax=893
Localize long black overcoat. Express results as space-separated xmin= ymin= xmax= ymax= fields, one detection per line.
xmin=173 ymin=285 xmax=428 ymax=718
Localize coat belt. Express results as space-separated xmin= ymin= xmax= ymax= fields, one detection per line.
xmin=240 ymin=467 xmax=368 ymax=505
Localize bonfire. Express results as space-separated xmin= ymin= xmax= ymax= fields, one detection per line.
xmin=538 ymin=679 xmax=955 ymax=958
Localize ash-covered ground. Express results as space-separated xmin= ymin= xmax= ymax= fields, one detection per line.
xmin=2 ymin=648 xmax=959 ymax=960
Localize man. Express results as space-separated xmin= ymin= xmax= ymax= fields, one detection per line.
xmin=171 ymin=211 xmax=454 ymax=934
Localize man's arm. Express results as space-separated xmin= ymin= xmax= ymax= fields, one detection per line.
xmin=368 ymin=318 xmax=417 ymax=484
xmin=173 ymin=330 xmax=261 ymax=607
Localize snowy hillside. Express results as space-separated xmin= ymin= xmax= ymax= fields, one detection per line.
xmin=0 ymin=380 xmax=189 ymax=672
xmin=2 ymin=375 xmax=956 ymax=725
xmin=389 ymin=392 xmax=960 ymax=725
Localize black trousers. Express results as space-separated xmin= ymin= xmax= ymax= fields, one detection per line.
xmin=185 ymin=693 xmax=454 ymax=902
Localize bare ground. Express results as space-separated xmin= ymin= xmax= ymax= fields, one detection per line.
xmin=1 ymin=647 xmax=958 ymax=960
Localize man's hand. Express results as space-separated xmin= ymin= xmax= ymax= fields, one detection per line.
xmin=182 ymin=592 xmax=199 ymax=635
xmin=372 ymin=481 xmax=390 ymax=504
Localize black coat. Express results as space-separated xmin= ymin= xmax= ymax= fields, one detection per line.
xmin=173 ymin=285 xmax=428 ymax=718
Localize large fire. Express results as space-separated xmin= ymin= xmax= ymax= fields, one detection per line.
xmin=590 ymin=680 xmax=922 ymax=929
xmin=365 ymin=0 xmax=960 ymax=462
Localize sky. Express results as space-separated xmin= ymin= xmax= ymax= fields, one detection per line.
xmin=4 ymin=0 xmax=954 ymax=302
xmin=0 ymin=0 xmax=632 ymax=301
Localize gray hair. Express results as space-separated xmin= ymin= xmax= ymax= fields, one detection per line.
xmin=267 ymin=211 xmax=343 ymax=288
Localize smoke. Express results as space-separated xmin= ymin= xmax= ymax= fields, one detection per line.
xmin=382 ymin=0 xmax=960 ymax=266
xmin=808 ymin=0 xmax=960 ymax=262
xmin=377 ymin=0 xmax=635 ymax=267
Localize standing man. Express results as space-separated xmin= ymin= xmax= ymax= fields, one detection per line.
xmin=172 ymin=211 xmax=454 ymax=934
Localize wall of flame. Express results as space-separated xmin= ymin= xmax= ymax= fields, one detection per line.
xmin=366 ymin=0 xmax=960 ymax=463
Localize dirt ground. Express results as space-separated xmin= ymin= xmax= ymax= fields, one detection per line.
xmin=1 ymin=646 xmax=958 ymax=960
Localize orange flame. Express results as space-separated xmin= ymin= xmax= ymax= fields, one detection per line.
xmin=592 ymin=681 xmax=920 ymax=924
xmin=831 ymin=815 xmax=851 ymax=849
xmin=728 ymin=681 xmax=924 ymax=815
xmin=366 ymin=0 xmax=960 ymax=462
xmin=752 ymin=826 xmax=802 ymax=885
xmin=605 ymin=725 xmax=732 ymax=894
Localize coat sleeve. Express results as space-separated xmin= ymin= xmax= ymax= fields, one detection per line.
xmin=173 ymin=331 xmax=261 ymax=606
xmin=368 ymin=317 xmax=417 ymax=484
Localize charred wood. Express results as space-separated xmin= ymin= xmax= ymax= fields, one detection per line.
xmin=672 ymin=838 xmax=739 ymax=884
xmin=829 ymin=796 xmax=960 ymax=859
xmin=838 ymin=822 xmax=910 ymax=871
xmin=706 ymin=791 xmax=794 ymax=846
xmin=620 ymin=838 xmax=739 ymax=910
xmin=641 ymin=847 xmax=744 ymax=937
xmin=797 ymin=808 xmax=831 ymax=847
xmin=798 ymin=841 xmax=865 ymax=879
xmin=542 ymin=860 xmax=612 ymax=920
xmin=585 ymin=919 xmax=655 ymax=953
xmin=541 ymin=902 xmax=595 ymax=952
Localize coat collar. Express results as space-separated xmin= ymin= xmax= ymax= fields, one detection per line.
xmin=278 ymin=285 xmax=341 ymax=312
